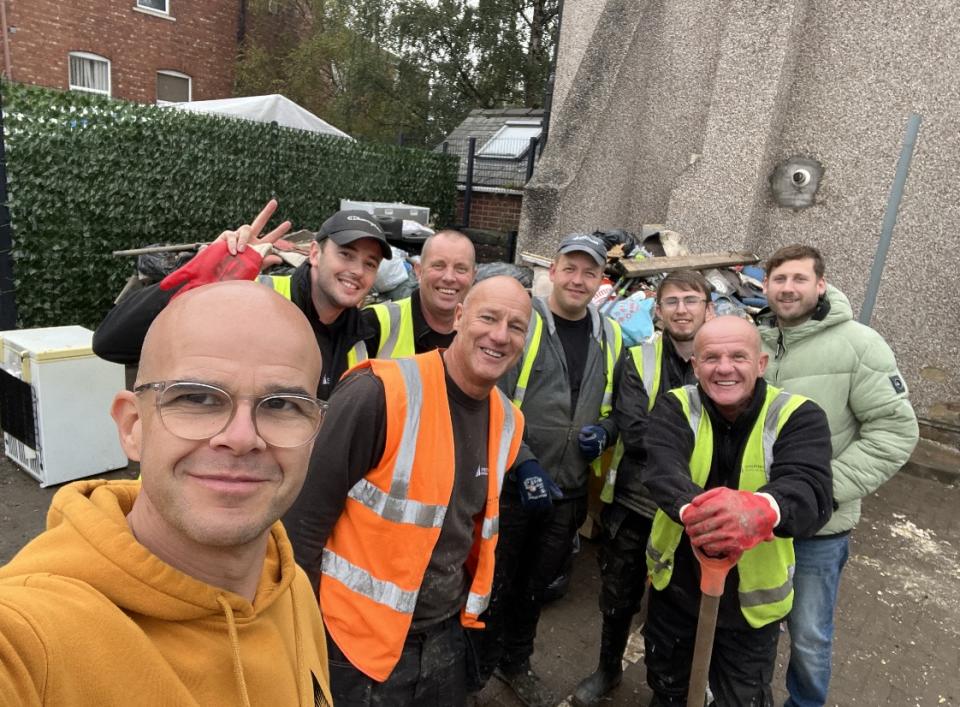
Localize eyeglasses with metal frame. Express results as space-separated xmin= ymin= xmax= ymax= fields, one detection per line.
xmin=134 ymin=380 xmax=326 ymax=448
xmin=659 ymin=295 xmax=708 ymax=309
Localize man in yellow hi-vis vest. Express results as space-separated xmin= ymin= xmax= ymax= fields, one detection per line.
xmin=574 ymin=270 xmax=714 ymax=706
xmin=641 ymin=316 xmax=833 ymax=706
xmin=475 ymin=233 xmax=626 ymax=707
xmin=362 ymin=230 xmax=476 ymax=358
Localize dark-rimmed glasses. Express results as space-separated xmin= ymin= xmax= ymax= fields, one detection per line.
xmin=134 ymin=380 xmax=326 ymax=448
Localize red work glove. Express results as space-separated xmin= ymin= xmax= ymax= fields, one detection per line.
xmin=681 ymin=487 xmax=777 ymax=557
xmin=159 ymin=241 xmax=264 ymax=298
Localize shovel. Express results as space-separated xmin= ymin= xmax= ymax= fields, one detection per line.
xmin=686 ymin=546 xmax=741 ymax=707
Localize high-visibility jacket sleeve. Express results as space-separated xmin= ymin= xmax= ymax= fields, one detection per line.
xmin=763 ymin=400 xmax=834 ymax=539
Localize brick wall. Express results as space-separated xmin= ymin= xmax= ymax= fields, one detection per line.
xmin=5 ymin=0 xmax=240 ymax=103
xmin=456 ymin=189 xmax=523 ymax=232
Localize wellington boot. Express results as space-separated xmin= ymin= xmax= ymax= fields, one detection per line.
xmin=572 ymin=613 xmax=632 ymax=706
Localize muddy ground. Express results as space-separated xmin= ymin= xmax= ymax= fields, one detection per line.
xmin=1 ymin=460 xmax=957 ymax=706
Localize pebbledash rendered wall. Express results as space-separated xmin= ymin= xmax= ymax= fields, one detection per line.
xmin=520 ymin=0 xmax=960 ymax=426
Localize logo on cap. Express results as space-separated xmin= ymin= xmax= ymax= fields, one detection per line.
xmin=345 ymin=215 xmax=379 ymax=230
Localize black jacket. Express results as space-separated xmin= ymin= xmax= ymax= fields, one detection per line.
xmin=612 ymin=336 xmax=697 ymax=519
xmin=641 ymin=379 xmax=833 ymax=627
xmin=92 ymin=262 xmax=376 ymax=400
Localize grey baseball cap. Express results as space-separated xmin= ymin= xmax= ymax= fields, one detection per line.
xmin=557 ymin=233 xmax=607 ymax=266
xmin=316 ymin=210 xmax=392 ymax=259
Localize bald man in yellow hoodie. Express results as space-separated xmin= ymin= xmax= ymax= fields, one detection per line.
xmin=0 ymin=281 xmax=333 ymax=706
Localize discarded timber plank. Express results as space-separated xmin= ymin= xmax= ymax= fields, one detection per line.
xmin=617 ymin=251 xmax=759 ymax=279
xmin=519 ymin=251 xmax=553 ymax=268
xmin=113 ymin=243 xmax=205 ymax=257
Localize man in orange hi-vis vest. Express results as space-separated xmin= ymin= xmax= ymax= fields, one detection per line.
xmin=284 ymin=275 xmax=547 ymax=706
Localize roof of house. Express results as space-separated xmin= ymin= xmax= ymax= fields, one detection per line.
xmin=439 ymin=107 xmax=544 ymax=188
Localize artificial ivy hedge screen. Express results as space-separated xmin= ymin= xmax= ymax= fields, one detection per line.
xmin=1 ymin=82 xmax=458 ymax=329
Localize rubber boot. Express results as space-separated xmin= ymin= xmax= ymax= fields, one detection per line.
xmin=572 ymin=613 xmax=632 ymax=706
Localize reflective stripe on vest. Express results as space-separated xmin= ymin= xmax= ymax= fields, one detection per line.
xmin=259 ymin=274 xmax=368 ymax=367
xmin=319 ymin=351 xmax=524 ymax=681
xmin=512 ymin=310 xmax=544 ymax=406
xmin=645 ymin=384 xmax=808 ymax=628
xmin=369 ymin=297 xmax=416 ymax=359
xmin=601 ymin=337 xmax=663 ymax=502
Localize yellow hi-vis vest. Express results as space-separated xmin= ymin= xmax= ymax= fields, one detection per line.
xmin=601 ymin=336 xmax=663 ymax=502
xmin=366 ymin=297 xmax=416 ymax=359
xmin=512 ymin=309 xmax=623 ymax=477
xmin=259 ymin=274 xmax=368 ymax=366
xmin=646 ymin=383 xmax=808 ymax=628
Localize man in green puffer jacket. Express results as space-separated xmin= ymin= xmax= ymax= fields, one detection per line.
xmin=759 ymin=244 xmax=919 ymax=707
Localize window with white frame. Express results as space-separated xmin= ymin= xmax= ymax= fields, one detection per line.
xmin=156 ymin=71 xmax=191 ymax=104
xmin=476 ymin=121 xmax=542 ymax=159
xmin=68 ymin=52 xmax=111 ymax=96
xmin=137 ymin=0 xmax=169 ymax=13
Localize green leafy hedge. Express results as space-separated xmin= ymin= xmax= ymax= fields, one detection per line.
xmin=1 ymin=82 xmax=458 ymax=328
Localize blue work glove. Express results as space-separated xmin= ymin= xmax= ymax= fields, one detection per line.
xmin=515 ymin=460 xmax=563 ymax=513
xmin=577 ymin=425 xmax=608 ymax=461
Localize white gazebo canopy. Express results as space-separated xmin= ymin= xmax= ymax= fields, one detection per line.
xmin=170 ymin=94 xmax=352 ymax=139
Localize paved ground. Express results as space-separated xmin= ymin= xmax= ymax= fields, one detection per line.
xmin=1 ymin=459 xmax=958 ymax=706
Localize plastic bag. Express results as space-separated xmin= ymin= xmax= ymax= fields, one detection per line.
xmin=374 ymin=247 xmax=411 ymax=293
xmin=605 ymin=294 xmax=656 ymax=347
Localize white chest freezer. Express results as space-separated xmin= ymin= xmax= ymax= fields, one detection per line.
xmin=0 ymin=326 xmax=129 ymax=486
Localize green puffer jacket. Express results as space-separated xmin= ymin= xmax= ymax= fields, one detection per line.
xmin=760 ymin=285 xmax=919 ymax=535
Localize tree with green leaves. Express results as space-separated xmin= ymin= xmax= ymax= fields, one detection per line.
xmin=236 ymin=0 xmax=560 ymax=146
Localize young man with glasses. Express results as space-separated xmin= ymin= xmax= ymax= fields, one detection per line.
xmin=760 ymin=244 xmax=918 ymax=707
xmin=0 ymin=281 xmax=333 ymax=705
xmin=574 ymin=270 xmax=714 ymax=706
xmin=283 ymin=276 xmax=534 ymax=706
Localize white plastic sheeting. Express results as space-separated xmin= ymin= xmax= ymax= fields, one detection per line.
xmin=169 ymin=94 xmax=353 ymax=139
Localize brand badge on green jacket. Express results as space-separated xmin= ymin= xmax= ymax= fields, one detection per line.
xmin=889 ymin=374 xmax=906 ymax=394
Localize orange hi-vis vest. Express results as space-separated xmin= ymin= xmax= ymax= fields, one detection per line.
xmin=318 ymin=350 xmax=525 ymax=682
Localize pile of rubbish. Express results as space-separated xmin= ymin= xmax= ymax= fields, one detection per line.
xmin=522 ymin=226 xmax=768 ymax=347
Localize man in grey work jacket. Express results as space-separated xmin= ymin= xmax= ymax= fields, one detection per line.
xmin=474 ymin=233 xmax=625 ymax=707
xmin=574 ymin=269 xmax=714 ymax=706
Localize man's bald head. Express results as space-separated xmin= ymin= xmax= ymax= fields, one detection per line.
xmin=445 ymin=276 xmax=531 ymax=399
xmin=692 ymin=315 xmax=768 ymax=421
xmin=693 ymin=315 xmax=762 ymax=359
xmin=138 ymin=281 xmax=321 ymax=387
xmin=115 ymin=280 xmax=324 ymax=558
xmin=461 ymin=275 xmax=529 ymax=314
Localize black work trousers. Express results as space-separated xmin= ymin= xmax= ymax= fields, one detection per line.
xmin=598 ymin=503 xmax=654 ymax=618
xmin=475 ymin=489 xmax=588 ymax=683
xmin=644 ymin=588 xmax=780 ymax=706
xmin=327 ymin=615 xmax=470 ymax=706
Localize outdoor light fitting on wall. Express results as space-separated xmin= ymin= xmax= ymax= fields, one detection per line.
xmin=770 ymin=156 xmax=824 ymax=209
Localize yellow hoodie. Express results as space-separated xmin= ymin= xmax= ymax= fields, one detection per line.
xmin=0 ymin=480 xmax=332 ymax=706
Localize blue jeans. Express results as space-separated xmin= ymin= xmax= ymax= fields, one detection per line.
xmin=785 ymin=534 xmax=850 ymax=707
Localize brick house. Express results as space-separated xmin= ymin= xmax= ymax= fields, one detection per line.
xmin=1 ymin=0 xmax=241 ymax=104
xmin=440 ymin=107 xmax=543 ymax=233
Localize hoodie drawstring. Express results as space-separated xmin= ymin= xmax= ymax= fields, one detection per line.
xmin=217 ymin=595 xmax=252 ymax=707
xmin=289 ymin=582 xmax=311 ymax=704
